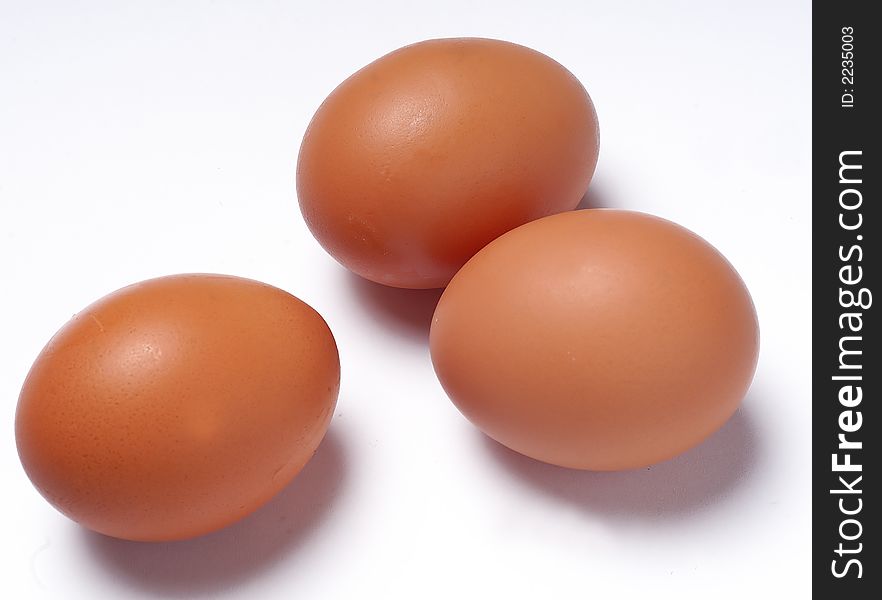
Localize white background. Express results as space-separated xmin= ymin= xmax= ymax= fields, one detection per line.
xmin=0 ymin=1 xmax=811 ymax=598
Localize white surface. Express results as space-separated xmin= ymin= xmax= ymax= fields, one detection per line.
xmin=0 ymin=1 xmax=811 ymax=598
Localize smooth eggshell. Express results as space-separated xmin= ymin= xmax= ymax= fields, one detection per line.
xmin=16 ymin=274 xmax=340 ymax=541
xmin=430 ymin=210 xmax=759 ymax=470
xmin=297 ymin=37 xmax=599 ymax=289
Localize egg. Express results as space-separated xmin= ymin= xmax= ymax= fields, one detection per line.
xmin=15 ymin=274 xmax=340 ymax=541
xmin=297 ymin=38 xmax=599 ymax=289
xmin=430 ymin=210 xmax=759 ymax=470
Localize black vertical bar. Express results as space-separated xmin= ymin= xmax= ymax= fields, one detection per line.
xmin=813 ymin=1 xmax=878 ymax=596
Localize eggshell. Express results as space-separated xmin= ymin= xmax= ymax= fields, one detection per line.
xmin=297 ymin=37 xmax=599 ymax=289
xmin=430 ymin=210 xmax=759 ymax=470
xmin=15 ymin=274 xmax=340 ymax=541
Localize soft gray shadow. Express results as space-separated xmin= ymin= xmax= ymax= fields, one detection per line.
xmin=577 ymin=178 xmax=616 ymax=210
xmin=82 ymin=430 xmax=347 ymax=597
xmin=346 ymin=272 xmax=443 ymax=344
xmin=484 ymin=401 xmax=760 ymax=521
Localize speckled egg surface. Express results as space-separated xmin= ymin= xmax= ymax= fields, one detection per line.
xmin=15 ymin=274 xmax=340 ymax=541
xmin=297 ymin=37 xmax=600 ymax=289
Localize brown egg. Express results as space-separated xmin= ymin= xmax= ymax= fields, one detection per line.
xmin=297 ymin=38 xmax=599 ymax=289
xmin=15 ymin=274 xmax=340 ymax=541
xmin=430 ymin=210 xmax=759 ymax=470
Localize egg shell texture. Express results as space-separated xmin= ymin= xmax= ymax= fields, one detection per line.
xmin=15 ymin=274 xmax=340 ymax=541
xmin=297 ymin=37 xmax=600 ymax=288
xmin=430 ymin=210 xmax=759 ymax=470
